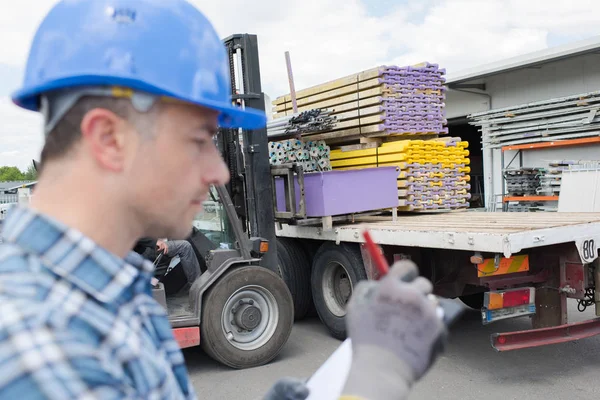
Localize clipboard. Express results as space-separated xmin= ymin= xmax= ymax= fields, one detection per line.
xmin=306 ymin=339 xmax=353 ymax=400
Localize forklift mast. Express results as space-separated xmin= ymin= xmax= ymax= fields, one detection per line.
xmin=219 ymin=34 xmax=278 ymax=272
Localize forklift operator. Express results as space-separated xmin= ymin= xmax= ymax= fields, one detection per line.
xmin=134 ymin=237 xmax=203 ymax=285
xmin=0 ymin=1 xmax=447 ymax=399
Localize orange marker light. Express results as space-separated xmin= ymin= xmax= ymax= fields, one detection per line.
xmin=488 ymin=293 xmax=503 ymax=310
xmin=260 ymin=241 xmax=269 ymax=253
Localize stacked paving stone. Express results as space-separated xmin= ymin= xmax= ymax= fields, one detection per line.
xmin=330 ymin=138 xmax=471 ymax=211
xmin=378 ymin=64 xmax=447 ymax=136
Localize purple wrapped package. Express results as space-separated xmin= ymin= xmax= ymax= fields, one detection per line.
xmin=275 ymin=167 xmax=400 ymax=217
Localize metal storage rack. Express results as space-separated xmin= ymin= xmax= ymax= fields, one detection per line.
xmin=500 ymin=137 xmax=600 ymax=211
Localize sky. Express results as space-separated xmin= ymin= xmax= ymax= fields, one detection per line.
xmin=2 ymin=0 xmax=600 ymax=170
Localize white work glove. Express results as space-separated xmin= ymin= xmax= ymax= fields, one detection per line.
xmin=341 ymin=260 xmax=447 ymax=400
xmin=262 ymin=377 xmax=309 ymax=400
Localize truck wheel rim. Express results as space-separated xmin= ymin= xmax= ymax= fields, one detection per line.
xmin=322 ymin=261 xmax=352 ymax=317
xmin=221 ymin=285 xmax=279 ymax=351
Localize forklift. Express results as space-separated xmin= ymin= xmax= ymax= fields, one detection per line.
xmin=150 ymin=34 xmax=297 ymax=370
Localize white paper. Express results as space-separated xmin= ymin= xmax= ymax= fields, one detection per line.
xmin=306 ymin=339 xmax=353 ymax=400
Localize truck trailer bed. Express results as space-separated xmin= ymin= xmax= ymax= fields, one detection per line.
xmin=276 ymin=212 xmax=600 ymax=258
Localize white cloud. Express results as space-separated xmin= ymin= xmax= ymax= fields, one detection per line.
xmin=2 ymin=0 xmax=600 ymax=169
xmin=0 ymin=97 xmax=43 ymax=170
xmin=0 ymin=1 xmax=55 ymax=68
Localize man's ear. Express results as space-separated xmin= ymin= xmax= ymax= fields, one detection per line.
xmin=80 ymin=108 xmax=129 ymax=172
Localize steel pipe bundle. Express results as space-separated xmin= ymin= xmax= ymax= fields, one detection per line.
xmin=268 ymin=139 xmax=331 ymax=172
xmin=272 ymin=63 xmax=448 ymax=144
xmin=470 ymin=90 xmax=600 ymax=149
xmin=267 ymin=109 xmax=337 ymax=139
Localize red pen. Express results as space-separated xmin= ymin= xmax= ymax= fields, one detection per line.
xmin=362 ymin=230 xmax=389 ymax=278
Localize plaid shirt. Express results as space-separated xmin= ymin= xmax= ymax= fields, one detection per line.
xmin=0 ymin=206 xmax=196 ymax=399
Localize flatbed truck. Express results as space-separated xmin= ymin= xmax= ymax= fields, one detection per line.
xmin=273 ymin=208 xmax=600 ymax=350
xmin=209 ymin=34 xmax=600 ymax=353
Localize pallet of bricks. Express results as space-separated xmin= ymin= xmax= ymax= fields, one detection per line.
xmin=270 ymin=63 xmax=472 ymax=212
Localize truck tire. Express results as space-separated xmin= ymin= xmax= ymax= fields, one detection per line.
xmin=459 ymin=292 xmax=484 ymax=310
xmin=298 ymin=240 xmax=322 ymax=318
xmin=311 ymin=242 xmax=367 ymax=340
xmin=276 ymin=238 xmax=312 ymax=320
xmin=200 ymin=265 xmax=294 ymax=369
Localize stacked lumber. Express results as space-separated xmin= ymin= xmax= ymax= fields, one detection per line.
xmin=330 ymin=138 xmax=471 ymax=211
xmin=272 ymin=63 xmax=448 ymax=144
xmin=269 ymin=139 xmax=332 ymax=172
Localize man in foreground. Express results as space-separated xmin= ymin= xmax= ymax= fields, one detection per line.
xmin=0 ymin=1 xmax=447 ymax=399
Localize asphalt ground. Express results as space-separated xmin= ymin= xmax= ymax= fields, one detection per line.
xmin=184 ymin=299 xmax=600 ymax=400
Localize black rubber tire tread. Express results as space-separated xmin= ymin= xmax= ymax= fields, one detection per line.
xmin=276 ymin=238 xmax=312 ymax=320
xmin=200 ymin=265 xmax=294 ymax=369
xmin=311 ymin=242 xmax=367 ymax=340
xmin=459 ymin=292 xmax=485 ymax=310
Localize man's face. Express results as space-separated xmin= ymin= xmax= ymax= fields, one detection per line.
xmin=126 ymin=102 xmax=230 ymax=239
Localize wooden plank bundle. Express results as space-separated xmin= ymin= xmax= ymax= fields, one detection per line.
xmin=272 ymin=63 xmax=448 ymax=144
xmin=330 ymin=138 xmax=471 ymax=211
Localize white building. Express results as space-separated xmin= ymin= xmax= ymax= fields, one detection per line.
xmin=445 ymin=35 xmax=600 ymax=210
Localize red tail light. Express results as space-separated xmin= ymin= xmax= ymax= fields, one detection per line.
xmin=502 ymin=289 xmax=532 ymax=308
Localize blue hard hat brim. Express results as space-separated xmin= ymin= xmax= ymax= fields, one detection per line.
xmin=11 ymin=75 xmax=267 ymax=131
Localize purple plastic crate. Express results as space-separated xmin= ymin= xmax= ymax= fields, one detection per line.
xmin=275 ymin=167 xmax=400 ymax=217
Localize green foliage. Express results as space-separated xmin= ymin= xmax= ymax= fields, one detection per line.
xmin=22 ymin=163 xmax=38 ymax=181
xmin=0 ymin=162 xmax=38 ymax=182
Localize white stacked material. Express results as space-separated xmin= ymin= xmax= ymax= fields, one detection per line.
xmin=537 ymin=160 xmax=600 ymax=196
xmin=469 ymin=90 xmax=600 ymax=149
xmin=558 ymin=163 xmax=600 ymax=212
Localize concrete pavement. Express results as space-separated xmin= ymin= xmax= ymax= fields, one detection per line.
xmin=183 ymin=300 xmax=600 ymax=399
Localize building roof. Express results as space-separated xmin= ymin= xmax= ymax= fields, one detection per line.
xmin=446 ymin=34 xmax=600 ymax=85
xmin=0 ymin=181 xmax=36 ymax=192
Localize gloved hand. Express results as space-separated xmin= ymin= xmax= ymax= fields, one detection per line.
xmin=262 ymin=377 xmax=309 ymax=400
xmin=341 ymin=259 xmax=447 ymax=400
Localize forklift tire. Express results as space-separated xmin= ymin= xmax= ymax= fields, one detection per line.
xmin=200 ymin=265 xmax=294 ymax=369
xmin=311 ymin=242 xmax=367 ymax=340
xmin=276 ymin=238 xmax=312 ymax=320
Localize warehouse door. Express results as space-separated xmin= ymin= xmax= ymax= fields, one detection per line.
xmin=447 ymin=118 xmax=483 ymax=208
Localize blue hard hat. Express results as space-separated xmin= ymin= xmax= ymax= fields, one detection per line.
xmin=11 ymin=0 xmax=266 ymax=130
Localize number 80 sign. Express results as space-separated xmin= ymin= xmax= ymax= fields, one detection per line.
xmin=576 ymin=237 xmax=599 ymax=264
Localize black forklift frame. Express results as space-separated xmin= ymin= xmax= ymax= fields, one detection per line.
xmin=219 ymin=34 xmax=278 ymax=273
